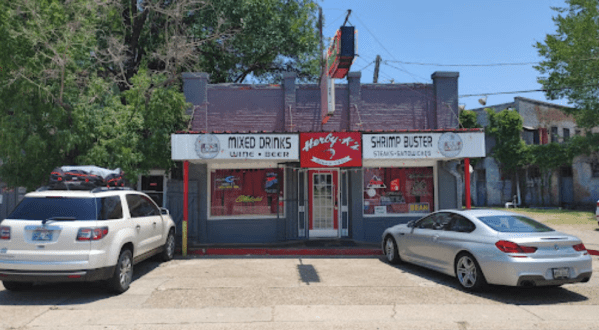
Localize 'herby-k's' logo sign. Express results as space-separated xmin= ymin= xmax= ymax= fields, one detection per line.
xmin=300 ymin=132 xmax=362 ymax=168
xmin=438 ymin=132 xmax=463 ymax=158
xmin=195 ymin=134 xmax=220 ymax=159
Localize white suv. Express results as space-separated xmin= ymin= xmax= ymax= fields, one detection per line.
xmin=0 ymin=187 xmax=176 ymax=293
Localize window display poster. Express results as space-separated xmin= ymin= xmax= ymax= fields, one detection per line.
xmin=363 ymin=167 xmax=434 ymax=215
xmin=211 ymin=168 xmax=284 ymax=217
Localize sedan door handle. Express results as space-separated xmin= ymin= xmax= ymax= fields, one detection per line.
xmin=136 ymin=225 xmax=141 ymax=231
xmin=432 ymin=235 xmax=440 ymax=242
xmin=153 ymin=222 xmax=157 ymax=227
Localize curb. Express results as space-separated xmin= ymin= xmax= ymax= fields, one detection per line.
xmin=186 ymin=248 xmax=383 ymax=256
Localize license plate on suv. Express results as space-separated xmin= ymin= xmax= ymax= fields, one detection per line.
xmin=553 ymin=267 xmax=569 ymax=279
xmin=33 ymin=230 xmax=53 ymax=241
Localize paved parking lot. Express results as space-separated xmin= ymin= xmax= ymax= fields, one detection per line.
xmin=2 ymin=253 xmax=599 ymax=330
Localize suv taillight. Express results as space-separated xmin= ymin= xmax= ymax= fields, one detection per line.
xmin=77 ymin=227 xmax=109 ymax=241
xmin=495 ymin=240 xmax=537 ymax=253
xmin=0 ymin=226 xmax=10 ymax=240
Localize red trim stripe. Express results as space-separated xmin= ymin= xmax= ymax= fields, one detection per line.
xmin=182 ymin=248 xmax=382 ymax=256
xmin=176 ymin=248 xmax=599 ymax=257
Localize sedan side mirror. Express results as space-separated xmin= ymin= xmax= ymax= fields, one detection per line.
xmin=407 ymin=220 xmax=415 ymax=228
xmin=160 ymin=207 xmax=170 ymax=215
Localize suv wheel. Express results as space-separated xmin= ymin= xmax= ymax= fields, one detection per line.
xmin=108 ymin=249 xmax=133 ymax=294
xmin=2 ymin=281 xmax=34 ymax=291
xmin=160 ymin=229 xmax=175 ymax=262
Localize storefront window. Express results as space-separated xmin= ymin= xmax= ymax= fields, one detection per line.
xmin=210 ymin=168 xmax=284 ymax=217
xmin=363 ymin=167 xmax=434 ymax=215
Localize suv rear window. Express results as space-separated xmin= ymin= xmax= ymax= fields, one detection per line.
xmin=478 ymin=215 xmax=554 ymax=233
xmin=8 ymin=196 xmax=123 ymax=221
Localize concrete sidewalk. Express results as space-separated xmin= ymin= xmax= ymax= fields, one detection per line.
xmin=3 ymin=257 xmax=599 ymax=330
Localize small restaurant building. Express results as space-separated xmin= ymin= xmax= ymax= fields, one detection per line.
xmin=169 ymin=71 xmax=485 ymax=246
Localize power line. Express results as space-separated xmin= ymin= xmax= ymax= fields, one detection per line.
xmin=325 ymin=12 xmax=346 ymax=29
xmin=460 ymin=89 xmax=545 ymax=97
xmin=459 ymin=83 xmax=599 ymax=98
xmin=386 ymin=60 xmax=539 ymax=67
xmin=352 ymin=14 xmax=426 ymax=83
xmin=386 ymin=57 xmax=599 ymax=67
xmin=356 ymin=60 xmax=375 ymax=72
xmin=383 ymin=62 xmax=429 ymax=82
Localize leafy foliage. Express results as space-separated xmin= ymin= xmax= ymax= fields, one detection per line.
xmin=535 ymin=0 xmax=599 ymax=129
xmin=485 ymin=108 xmax=530 ymax=174
xmin=192 ymin=0 xmax=321 ymax=83
xmin=458 ymin=110 xmax=482 ymax=129
xmin=0 ymin=0 xmax=321 ymax=190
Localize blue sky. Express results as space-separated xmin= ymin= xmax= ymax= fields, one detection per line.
xmin=320 ymin=0 xmax=569 ymax=110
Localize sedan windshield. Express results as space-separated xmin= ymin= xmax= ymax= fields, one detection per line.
xmin=478 ymin=215 xmax=554 ymax=233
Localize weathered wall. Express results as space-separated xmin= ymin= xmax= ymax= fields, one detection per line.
xmin=184 ymin=72 xmax=457 ymax=133
xmin=573 ymin=155 xmax=599 ymax=207
xmin=471 ymin=97 xmax=599 ymax=208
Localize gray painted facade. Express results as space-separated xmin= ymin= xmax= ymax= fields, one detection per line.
xmin=173 ymin=71 xmax=470 ymax=244
xmin=471 ymin=97 xmax=599 ymax=209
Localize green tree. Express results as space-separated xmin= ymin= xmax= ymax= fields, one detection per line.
xmin=485 ymin=108 xmax=530 ymax=203
xmin=485 ymin=108 xmax=530 ymax=174
xmin=458 ymin=110 xmax=482 ymax=129
xmin=528 ymin=142 xmax=571 ymax=205
xmin=0 ymin=0 xmax=321 ymax=190
xmin=94 ymin=0 xmax=320 ymax=87
xmin=535 ymin=0 xmax=599 ymax=130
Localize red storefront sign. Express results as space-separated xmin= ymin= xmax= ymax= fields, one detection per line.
xmin=300 ymin=132 xmax=362 ymax=168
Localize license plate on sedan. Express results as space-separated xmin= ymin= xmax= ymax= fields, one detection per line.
xmin=32 ymin=230 xmax=53 ymax=241
xmin=553 ymin=267 xmax=569 ymax=279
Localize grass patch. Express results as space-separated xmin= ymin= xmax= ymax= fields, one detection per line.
xmin=487 ymin=207 xmax=595 ymax=226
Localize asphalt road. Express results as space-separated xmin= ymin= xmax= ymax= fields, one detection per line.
xmin=2 ymin=252 xmax=599 ymax=330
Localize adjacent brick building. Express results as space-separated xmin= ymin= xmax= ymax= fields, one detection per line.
xmin=471 ymin=97 xmax=599 ymax=209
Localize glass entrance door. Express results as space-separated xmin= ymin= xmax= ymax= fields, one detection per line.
xmin=308 ymin=170 xmax=339 ymax=238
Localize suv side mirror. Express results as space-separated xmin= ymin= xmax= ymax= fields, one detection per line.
xmin=160 ymin=207 xmax=170 ymax=215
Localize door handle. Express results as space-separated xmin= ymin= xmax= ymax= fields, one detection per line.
xmin=153 ymin=222 xmax=157 ymax=227
xmin=136 ymin=225 xmax=141 ymax=231
xmin=432 ymin=235 xmax=439 ymax=242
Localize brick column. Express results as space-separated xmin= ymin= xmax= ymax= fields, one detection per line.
xmin=283 ymin=72 xmax=297 ymax=132
xmin=347 ymin=72 xmax=362 ymax=131
xmin=431 ymin=71 xmax=459 ymax=129
xmin=182 ymin=72 xmax=209 ymax=131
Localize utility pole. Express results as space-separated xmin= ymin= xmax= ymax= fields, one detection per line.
xmin=373 ymin=55 xmax=382 ymax=83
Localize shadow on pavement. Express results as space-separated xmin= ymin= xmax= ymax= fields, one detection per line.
xmin=0 ymin=259 xmax=161 ymax=306
xmin=378 ymin=256 xmax=589 ymax=305
xmin=297 ymin=258 xmax=320 ymax=285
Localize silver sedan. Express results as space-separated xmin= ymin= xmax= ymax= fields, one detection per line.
xmin=381 ymin=209 xmax=592 ymax=291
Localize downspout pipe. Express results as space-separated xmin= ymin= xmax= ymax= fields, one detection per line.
xmin=443 ymin=160 xmax=463 ymax=210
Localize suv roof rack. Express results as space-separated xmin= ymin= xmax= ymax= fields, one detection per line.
xmin=36 ymin=183 xmax=133 ymax=192
xmin=90 ymin=186 xmax=133 ymax=193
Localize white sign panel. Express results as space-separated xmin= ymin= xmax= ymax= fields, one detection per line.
xmin=172 ymin=134 xmax=299 ymax=161
xmin=363 ymin=132 xmax=485 ymax=160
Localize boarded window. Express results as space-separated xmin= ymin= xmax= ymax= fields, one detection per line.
xmin=563 ymin=128 xmax=570 ymax=142
xmin=551 ymin=126 xmax=559 ymax=143
xmin=592 ymin=161 xmax=599 ymax=178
